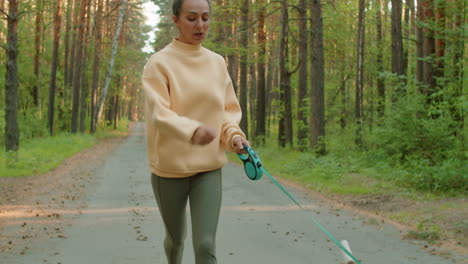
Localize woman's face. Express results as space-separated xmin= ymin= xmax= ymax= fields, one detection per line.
xmin=173 ymin=0 xmax=210 ymax=45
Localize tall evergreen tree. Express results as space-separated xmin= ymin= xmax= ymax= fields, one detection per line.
xmin=310 ymin=0 xmax=325 ymax=153
xmin=3 ymin=0 xmax=20 ymax=151
xmin=48 ymin=0 xmax=63 ymax=135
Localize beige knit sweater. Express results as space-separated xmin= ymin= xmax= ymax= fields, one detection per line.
xmin=142 ymin=39 xmax=245 ymax=178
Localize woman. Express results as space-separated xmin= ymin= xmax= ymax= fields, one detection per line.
xmin=141 ymin=0 xmax=249 ymax=263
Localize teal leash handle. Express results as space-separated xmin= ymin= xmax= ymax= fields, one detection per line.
xmin=239 ymin=146 xmax=362 ymax=264
xmin=237 ymin=146 xmax=263 ymax=181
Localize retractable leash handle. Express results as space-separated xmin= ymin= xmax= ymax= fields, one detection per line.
xmin=237 ymin=145 xmax=263 ymax=181
xmin=237 ymin=145 xmax=363 ymax=264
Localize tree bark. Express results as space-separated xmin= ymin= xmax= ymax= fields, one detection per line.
xmin=297 ymin=0 xmax=308 ymax=150
xmin=69 ymin=0 xmax=80 ymax=91
xmin=451 ymin=0 xmax=464 ymax=134
xmin=64 ymin=0 xmax=73 ymax=89
xmin=226 ymin=18 xmax=238 ymax=96
xmin=224 ymin=0 xmax=238 ymax=95
xmin=266 ymin=55 xmax=275 ymax=137
xmin=33 ymin=0 xmax=43 ymax=108
xmin=90 ymin=0 xmax=102 ymax=133
xmin=409 ymin=0 xmax=415 ymax=34
xmin=416 ymin=0 xmax=424 ymax=84
xmin=248 ymin=59 xmax=256 ymax=138
xmin=79 ymin=0 xmax=91 ymax=133
xmin=422 ymin=0 xmax=436 ymax=99
xmin=113 ymin=93 xmax=119 ymax=129
xmin=279 ymin=0 xmax=294 ymax=147
xmin=4 ymin=0 xmax=20 ymax=152
xmin=48 ymin=0 xmax=63 ymax=135
xmin=355 ymin=0 xmax=365 ymax=146
xmin=127 ymin=85 xmax=136 ymax=121
xmin=403 ymin=0 xmax=410 ymax=74
xmin=71 ymin=0 xmax=87 ymax=133
xmin=339 ymin=70 xmax=349 ymax=129
xmin=310 ymin=0 xmax=325 ymax=153
xmin=452 ymin=0 xmax=464 ymax=82
xmin=376 ymin=0 xmax=385 ymax=118
xmin=94 ymin=0 xmax=127 ymax=128
xmin=110 ymin=76 xmax=120 ymax=129
xmin=255 ymin=2 xmax=266 ymax=145
xmin=434 ymin=0 xmax=445 ymax=79
xmin=0 ymin=0 xmax=5 ymax=42
xmin=239 ymin=0 xmax=249 ymax=138
xmin=391 ymin=0 xmax=405 ymax=102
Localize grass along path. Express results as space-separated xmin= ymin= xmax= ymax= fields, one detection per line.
xmin=0 ymin=120 xmax=130 ymax=178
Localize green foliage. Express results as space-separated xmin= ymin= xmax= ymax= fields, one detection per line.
xmin=0 ymin=133 xmax=96 ymax=177
xmin=366 ymin=94 xmax=466 ymax=192
xmin=18 ymin=108 xmax=48 ymax=140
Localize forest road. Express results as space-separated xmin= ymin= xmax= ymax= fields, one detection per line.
xmin=3 ymin=123 xmax=465 ymax=264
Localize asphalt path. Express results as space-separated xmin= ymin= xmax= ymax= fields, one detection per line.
xmin=5 ymin=123 xmax=463 ymax=264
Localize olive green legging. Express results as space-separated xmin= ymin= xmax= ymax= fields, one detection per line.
xmin=151 ymin=169 xmax=222 ymax=264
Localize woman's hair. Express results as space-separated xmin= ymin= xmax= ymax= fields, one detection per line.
xmin=172 ymin=0 xmax=211 ymax=17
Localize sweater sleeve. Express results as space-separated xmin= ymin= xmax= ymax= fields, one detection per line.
xmin=220 ymin=70 xmax=246 ymax=152
xmin=142 ymin=57 xmax=202 ymax=142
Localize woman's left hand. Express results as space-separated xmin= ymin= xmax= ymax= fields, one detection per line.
xmin=233 ymin=136 xmax=250 ymax=154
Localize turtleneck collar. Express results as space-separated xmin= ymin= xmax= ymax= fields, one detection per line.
xmin=171 ymin=38 xmax=202 ymax=52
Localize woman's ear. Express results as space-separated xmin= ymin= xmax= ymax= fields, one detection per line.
xmin=172 ymin=15 xmax=179 ymax=25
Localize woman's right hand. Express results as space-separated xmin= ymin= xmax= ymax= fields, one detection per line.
xmin=191 ymin=125 xmax=217 ymax=145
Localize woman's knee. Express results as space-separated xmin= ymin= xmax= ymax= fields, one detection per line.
xmin=193 ymin=238 xmax=216 ymax=256
xmin=165 ymin=236 xmax=185 ymax=252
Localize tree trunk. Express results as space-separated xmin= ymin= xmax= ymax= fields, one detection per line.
xmin=423 ymin=0 xmax=436 ymax=100
xmin=409 ymin=0 xmax=415 ymax=34
xmin=339 ymin=70 xmax=349 ymax=130
xmin=79 ymin=0 xmax=91 ymax=133
xmin=225 ymin=0 xmax=238 ymax=95
xmin=127 ymin=85 xmax=136 ymax=121
xmin=33 ymin=0 xmax=43 ymax=108
xmin=376 ymin=0 xmax=385 ymax=118
xmin=113 ymin=94 xmax=119 ymax=129
xmin=297 ymin=0 xmax=308 ymax=150
xmin=90 ymin=0 xmax=102 ymax=133
xmin=69 ymin=0 xmax=80 ymax=91
xmin=434 ymin=0 xmax=445 ymax=79
xmin=310 ymin=0 xmax=325 ymax=153
xmin=239 ymin=0 xmax=249 ymax=138
xmin=94 ymin=0 xmax=127 ymax=128
xmin=71 ymin=0 xmax=87 ymax=133
xmin=255 ymin=2 xmax=266 ymax=145
xmin=416 ymin=0 xmax=424 ymax=84
xmin=452 ymin=0 xmax=464 ymax=134
xmin=48 ymin=0 xmax=62 ymax=135
xmin=391 ymin=0 xmax=405 ymax=102
xmin=4 ymin=0 xmax=20 ymax=152
xmin=403 ymin=0 xmax=410 ymax=74
xmin=279 ymin=0 xmax=293 ymax=147
xmin=355 ymin=0 xmax=365 ymax=147
xmin=113 ymin=76 xmax=121 ymax=130
xmin=248 ymin=1 xmax=256 ymax=139
xmin=64 ymin=0 xmax=73 ymax=89
xmin=266 ymin=56 xmax=274 ymax=137
xmin=0 ymin=0 xmax=5 ymax=42
xmin=249 ymin=60 xmax=256 ymax=138
xmin=452 ymin=0 xmax=464 ymax=82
